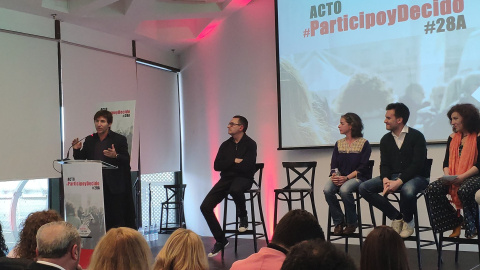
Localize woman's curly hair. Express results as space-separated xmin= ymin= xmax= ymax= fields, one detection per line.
xmin=0 ymin=222 xmax=8 ymax=257
xmin=447 ymin=103 xmax=480 ymax=133
xmin=14 ymin=210 xmax=62 ymax=259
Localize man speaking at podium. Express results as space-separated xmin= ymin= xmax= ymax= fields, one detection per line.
xmin=72 ymin=110 xmax=136 ymax=231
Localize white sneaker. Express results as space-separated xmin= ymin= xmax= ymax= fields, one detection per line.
xmin=400 ymin=219 xmax=415 ymax=238
xmin=391 ymin=219 xmax=403 ymax=234
xmin=238 ymin=216 xmax=248 ymax=233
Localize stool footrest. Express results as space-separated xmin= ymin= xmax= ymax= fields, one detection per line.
xmin=441 ymin=237 xmax=479 ymax=245
xmin=400 ymin=236 xmax=437 ymax=247
xmin=224 ymin=231 xmax=268 ymax=240
xmin=328 ymin=232 xmax=367 ymax=240
xmin=224 ymin=221 xmax=264 ymax=227
xmin=224 ymin=230 xmax=267 ymax=235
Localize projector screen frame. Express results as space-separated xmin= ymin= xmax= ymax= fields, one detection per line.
xmin=272 ymin=0 xmax=479 ymax=150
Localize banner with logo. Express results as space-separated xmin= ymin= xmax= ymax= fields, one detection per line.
xmin=63 ymin=161 xmax=105 ymax=250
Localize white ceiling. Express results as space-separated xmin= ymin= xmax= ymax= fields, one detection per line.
xmin=0 ymin=0 xmax=253 ymax=52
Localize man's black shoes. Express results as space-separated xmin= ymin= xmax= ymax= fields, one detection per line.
xmin=208 ymin=239 xmax=229 ymax=257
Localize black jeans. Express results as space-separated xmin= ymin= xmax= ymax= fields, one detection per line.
xmin=200 ymin=176 xmax=253 ymax=242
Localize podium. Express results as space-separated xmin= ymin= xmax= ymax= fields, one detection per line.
xmin=58 ymin=160 xmax=117 ymax=250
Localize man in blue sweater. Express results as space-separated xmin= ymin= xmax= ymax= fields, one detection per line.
xmin=359 ymin=103 xmax=429 ymax=238
xmin=200 ymin=115 xmax=257 ymax=257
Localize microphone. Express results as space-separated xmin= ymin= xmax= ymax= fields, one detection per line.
xmin=63 ymin=134 xmax=93 ymax=161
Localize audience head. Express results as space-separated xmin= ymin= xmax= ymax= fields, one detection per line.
xmin=272 ymin=209 xmax=325 ymax=249
xmin=447 ymin=103 xmax=480 ymax=134
xmin=386 ymin=103 xmax=410 ymax=125
xmin=93 ymin=110 xmax=113 ymax=124
xmin=15 ymin=210 xmax=62 ymax=259
xmin=281 ymin=239 xmax=356 ymax=270
xmin=36 ymin=221 xmax=81 ymax=270
xmin=88 ymin=227 xmax=152 ymax=270
xmin=341 ymin=112 xmax=364 ymax=138
xmin=361 ymin=226 xmax=409 ymax=270
xmin=153 ymin=228 xmax=208 ymax=270
xmin=0 ymin=222 xmax=8 ymax=257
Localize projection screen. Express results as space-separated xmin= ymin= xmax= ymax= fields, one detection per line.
xmin=276 ymin=0 xmax=480 ymax=148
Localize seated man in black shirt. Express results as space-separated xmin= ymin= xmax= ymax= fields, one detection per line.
xmin=200 ymin=115 xmax=257 ymax=257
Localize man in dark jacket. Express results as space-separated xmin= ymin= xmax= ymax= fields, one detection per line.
xmin=72 ymin=110 xmax=135 ymax=231
xmin=359 ymin=103 xmax=429 ymax=239
xmin=200 ymin=115 xmax=257 ymax=257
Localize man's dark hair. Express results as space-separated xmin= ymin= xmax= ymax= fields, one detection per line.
xmin=281 ymin=240 xmax=356 ymax=270
xmin=94 ymin=110 xmax=113 ymax=124
xmin=447 ymin=103 xmax=480 ymax=133
xmin=272 ymin=209 xmax=325 ymax=249
xmin=386 ymin=103 xmax=410 ymax=125
xmin=233 ymin=115 xmax=248 ymax=133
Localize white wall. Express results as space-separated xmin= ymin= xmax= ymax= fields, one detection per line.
xmin=180 ymin=0 xmax=451 ymax=249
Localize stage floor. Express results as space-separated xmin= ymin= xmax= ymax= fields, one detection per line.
xmin=151 ymin=234 xmax=480 ymax=270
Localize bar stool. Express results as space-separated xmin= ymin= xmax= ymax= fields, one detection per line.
xmin=433 ymin=199 xmax=480 ymax=267
xmin=326 ymin=160 xmax=376 ymax=253
xmin=159 ymin=184 xmax=186 ymax=233
xmin=274 ymin=161 xmax=318 ymax=228
xmin=382 ymin=159 xmax=437 ymax=270
xmin=222 ymin=163 xmax=269 ymax=258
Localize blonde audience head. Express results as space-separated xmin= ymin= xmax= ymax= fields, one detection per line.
xmin=88 ymin=227 xmax=152 ymax=270
xmin=153 ymin=228 xmax=208 ymax=270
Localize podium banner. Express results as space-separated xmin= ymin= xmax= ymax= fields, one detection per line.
xmin=63 ymin=161 xmax=106 ymax=250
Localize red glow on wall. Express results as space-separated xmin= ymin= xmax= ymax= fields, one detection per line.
xmin=226 ymin=0 xmax=253 ymax=9
xmin=237 ymin=0 xmax=253 ymax=6
xmin=196 ymin=20 xmax=221 ymax=40
xmin=262 ymin=168 xmax=278 ymax=240
xmin=255 ymin=81 xmax=281 ymax=239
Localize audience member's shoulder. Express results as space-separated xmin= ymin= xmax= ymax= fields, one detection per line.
xmin=0 ymin=256 xmax=34 ymax=270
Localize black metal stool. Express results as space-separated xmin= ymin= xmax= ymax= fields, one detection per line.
xmin=274 ymin=161 xmax=318 ymax=228
xmin=327 ymin=160 xmax=376 ymax=253
xmin=382 ymin=159 xmax=437 ymax=270
xmin=433 ymin=201 xmax=480 ymax=268
xmin=222 ymin=163 xmax=269 ymax=258
xmin=159 ymin=184 xmax=186 ymax=233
